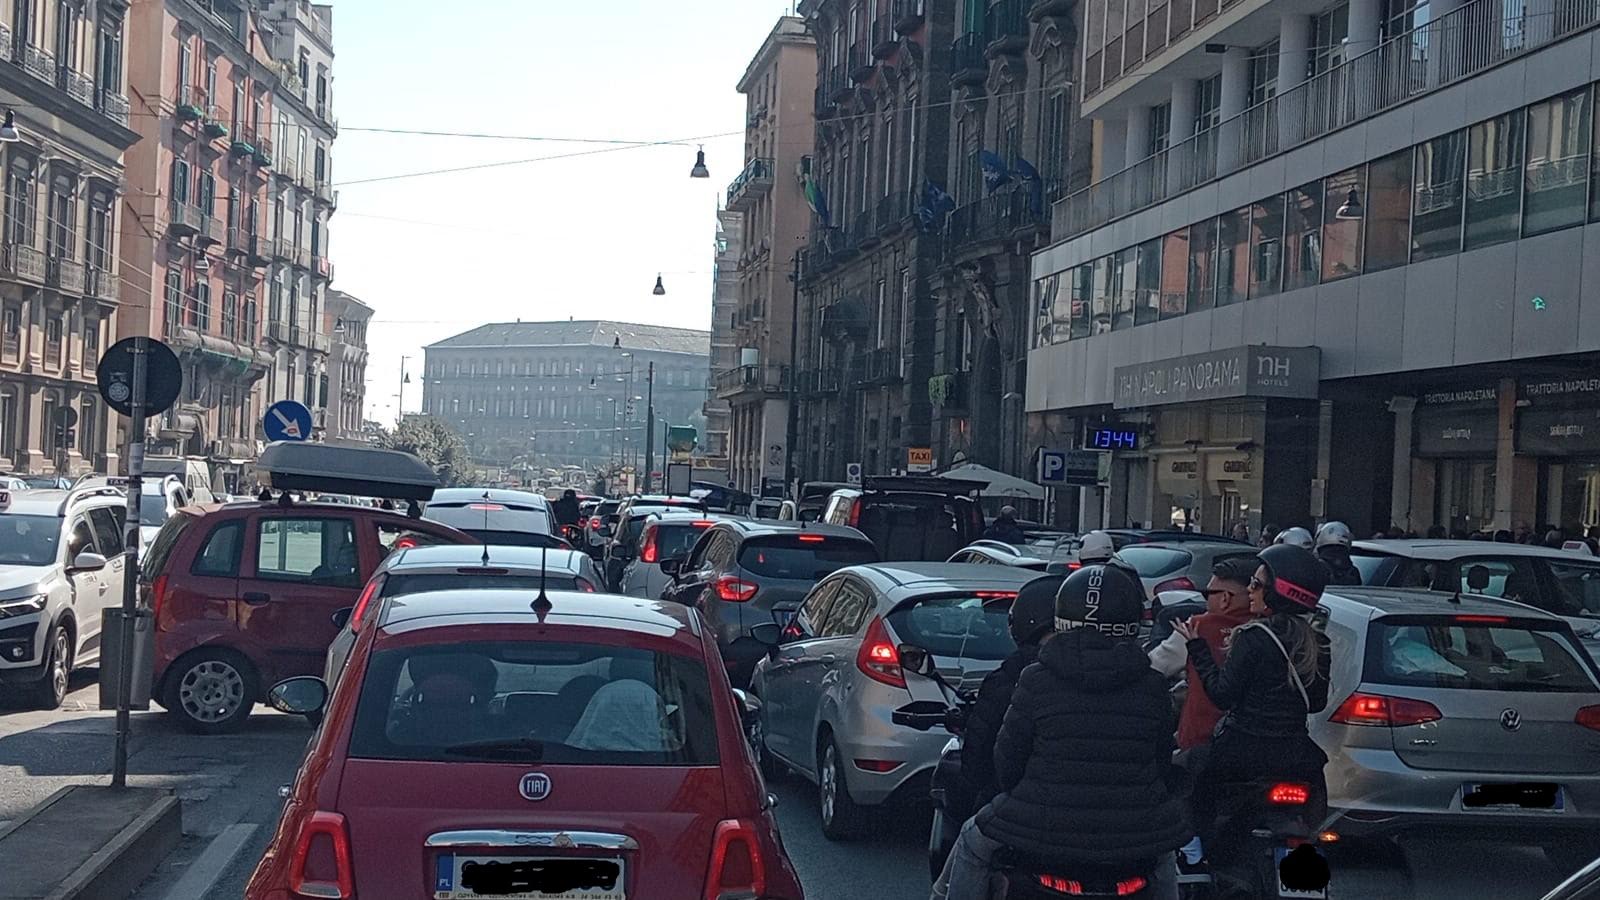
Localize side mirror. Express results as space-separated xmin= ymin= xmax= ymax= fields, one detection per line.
xmin=267 ymin=676 xmax=329 ymax=717
xmin=749 ymin=621 xmax=782 ymax=648
xmin=69 ymin=551 xmax=107 ymax=573
xmin=731 ymin=687 xmax=761 ymax=722
xmin=331 ymin=606 xmax=353 ymax=630
xmin=659 ymin=558 xmax=683 ymax=577
xmin=898 ymin=644 xmax=934 ymax=677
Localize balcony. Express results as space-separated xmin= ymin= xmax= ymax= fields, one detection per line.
xmin=313 ymin=254 xmax=333 ymax=280
xmin=951 ymin=32 xmax=988 ymax=86
xmin=277 ymin=154 xmax=299 ymax=184
xmin=229 ymin=131 xmax=256 ymax=157
xmin=828 ymin=63 xmax=853 ymax=102
xmin=715 ymin=364 xmax=788 ymax=399
xmin=167 ymin=201 xmax=202 ymax=237
xmin=726 ymin=157 xmax=774 ymax=211
xmin=197 ymin=213 xmax=223 ymax=246
xmin=894 ymin=0 xmax=925 ymax=33
xmin=928 ymin=371 xmax=969 ymax=414
xmin=4 ymin=245 xmax=45 ymax=284
xmin=818 ymin=294 xmax=869 ymax=338
xmin=87 ymin=267 xmax=118 ymax=302
xmin=175 ymin=85 xmax=204 ymax=123
xmin=245 ymin=233 xmax=272 ymax=267
xmin=849 ymin=41 xmax=873 ymax=82
xmin=815 ymin=83 xmax=836 ymax=119
xmin=46 ymin=257 xmax=84 ymax=295
xmin=97 ymin=89 xmax=129 ymax=126
xmin=871 ymin=16 xmax=897 ymax=58
xmin=57 ymin=68 xmax=93 ymax=106
xmin=1056 ymin=0 xmax=1599 ymax=242
xmin=1029 ymin=0 xmax=1073 ymax=19
xmin=799 ymin=369 xmax=841 ymax=396
xmin=313 ymin=179 xmax=334 ymax=205
xmin=22 ymin=45 xmax=53 ymax=84
xmin=876 ymin=190 xmax=911 ymax=236
xmin=267 ymin=321 xmax=292 ymax=344
xmin=0 ymin=24 xmax=11 ymax=63
xmin=226 ymin=226 xmax=253 ymax=256
xmin=862 ymin=347 xmax=903 ymax=384
xmin=202 ymin=108 xmax=229 ymax=140
xmin=942 ymin=186 xmax=1050 ymax=262
xmin=985 ymin=0 xmax=1029 ymax=57
xmin=293 ymin=245 xmax=311 ymax=269
xmin=252 ymin=135 xmax=274 ymax=168
xmin=271 ymin=236 xmax=294 ymax=261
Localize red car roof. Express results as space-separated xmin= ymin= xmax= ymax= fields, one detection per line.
xmin=374 ymin=590 xmax=705 ymax=652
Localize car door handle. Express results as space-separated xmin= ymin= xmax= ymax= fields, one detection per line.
xmin=242 ymin=591 xmax=271 ymax=605
xmin=818 ymin=654 xmax=837 ymax=664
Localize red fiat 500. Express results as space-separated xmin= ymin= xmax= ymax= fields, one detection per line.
xmin=247 ymin=589 xmax=804 ymax=900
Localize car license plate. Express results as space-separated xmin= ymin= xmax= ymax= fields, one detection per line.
xmin=1463 ymin=782 xmax=1564 ymax=810
xmin=1273 ymin=847 xmax=1327 ymax=899
xmin=434 ymin=854 xmax=625 ymax=899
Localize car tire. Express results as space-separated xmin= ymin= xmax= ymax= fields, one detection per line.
xmin=164 ymin=647 xmax=257 ymax=735
xmin=24 ymin=623 xmax=72 ymax=710
xmin=817 ymin=736 xmax=867 ymax=841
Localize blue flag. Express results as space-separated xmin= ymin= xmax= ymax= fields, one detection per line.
xmin=916 ymin=180 xmax=957 ymax=231
xmin=1013 ymin=157 xmax=1044 ymax=215
xmin=804 ymin=177 xmax=832 ymax=227
xmin=980 ymin=150 xmax=1011 ymax=193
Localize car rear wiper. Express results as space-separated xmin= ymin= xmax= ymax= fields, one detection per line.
xmin=442 ymin=737 xmax=546 ymax=760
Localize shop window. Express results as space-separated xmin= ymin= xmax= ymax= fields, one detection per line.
xmin=1283 ymin=181 xmax=1322 ymax=292
xmin=1523 ymin=87 xmax=1592 ymax=236
xmin=1364 ymin=149 xmax=1414 ymax=267
xmin=1461 ymin=112 xmax=1524 ymax=250
xmin=1070 ymin=264 xmax=1093 ymax=338
xmin=1134 ymin=237 xmax=1161 ymax=325
xmin=1159 ymin=229 xmax=1189 ymax=318
xmin=1322 ymin=167 xmax=1365 ymax=281
xmin=1411 ymin=130 xmax=1466 ymax=260
xmin=1216 ymin=206 xmax=1250 ymax=305
xmin=1090 ymin=256 xmax=1112 ymax=334
xmin=1187 ymin=217 xmax=1218 ymax=311
xmin=1111 ymin=248 xmax=1136 ymax=330
xmin=1034 ymin=274 xmax=1060 ymax=347
xmin=1249 ymin=194 xmax=1284 ymax=298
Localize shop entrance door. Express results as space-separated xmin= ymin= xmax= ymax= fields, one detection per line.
xmin=1436 ymin=458 xmax=1496 ymax=534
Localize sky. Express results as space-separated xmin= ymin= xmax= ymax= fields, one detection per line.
xmin=329 ymin=0 xmax=800 ymax=424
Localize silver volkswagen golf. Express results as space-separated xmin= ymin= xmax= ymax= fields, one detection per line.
xmin=749 ymin=562 xmax=1040 ymax=840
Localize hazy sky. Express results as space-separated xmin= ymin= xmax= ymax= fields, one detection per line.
xmin=330 ymin=0 xmax=797 ymax=423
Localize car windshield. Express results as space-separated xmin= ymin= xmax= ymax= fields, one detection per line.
xmin=384 ymin=573 xmax=588 ymax=595
xmin=0 ymin=514 xmax=60 ymax=565
xmin=737 ymin=535 xmax=878 ymax=579
xmin=1115 ymin=546 xmax=1193 ymax=578
xmin=1349 ymin=551 xmax=1399 ymax=585
xmin=140 ymin=500 xmax=171 ymax=528
xmin=349 ymin=641 xmax=719 ymax=765
xmin=651 ymin=523 xmax=714 ymax=561
xmin=1367 ymin=617 xmax=1599 ymax=692
xmin=887 ymin=593 xmax=1017 ymax=662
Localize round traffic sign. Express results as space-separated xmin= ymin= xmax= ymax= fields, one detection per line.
xmin=97 ymin=338 xmax=182 ymax=418
xmin=264 ymin=400 xmax=313 ymax=442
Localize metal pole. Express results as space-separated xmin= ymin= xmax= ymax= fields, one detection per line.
xmin=112 ymin=337 xmax=147 ymax=789
xmin=643 ymin=362 xmax=655 ymax=493
xmin=396 ymin=357 xmax=407 ymax=428
xmin=784 ymin=250 xmax=801 ymax=498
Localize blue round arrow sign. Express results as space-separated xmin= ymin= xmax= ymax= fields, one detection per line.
xmin=264 ymin=400 xmax=314 ymax=442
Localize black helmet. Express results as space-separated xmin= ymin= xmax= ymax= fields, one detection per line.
xmin=1257 ymin=544 xmax=1326 ymax=615
xmin=1054 ymin=565 xmax=1144 ymax=640
xmin=1010 ymin=575 xmax=1065 ymax=645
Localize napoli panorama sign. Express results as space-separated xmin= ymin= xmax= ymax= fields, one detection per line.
xmin=1113 ymin=346 xmax=1322 ymax=410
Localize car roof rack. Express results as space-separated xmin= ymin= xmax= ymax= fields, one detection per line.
xmin=256 ymin=441 xmax=441 ymax=502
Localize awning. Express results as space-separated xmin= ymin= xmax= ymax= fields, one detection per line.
xmin=937 ymin=463 xmax=1045 ymax=501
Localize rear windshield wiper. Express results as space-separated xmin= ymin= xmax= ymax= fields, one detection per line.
xmin=442 ymin=737 xmax=546 ymax=760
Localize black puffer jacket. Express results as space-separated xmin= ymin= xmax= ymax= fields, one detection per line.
xmin=977 ymin=630 xmax=1191 ymax=863
xmin=1185 ymin=617 xmax=1331 ymax=739
xmin=961 ymin=643 xmax=1039 ymax=810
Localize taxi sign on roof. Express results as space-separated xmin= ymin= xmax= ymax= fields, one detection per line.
xmin=256 ymin=441 xmax=441 ymax=501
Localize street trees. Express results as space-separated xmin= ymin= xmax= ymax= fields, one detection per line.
xmin=377 ymin=415 xmax=479 ymax=486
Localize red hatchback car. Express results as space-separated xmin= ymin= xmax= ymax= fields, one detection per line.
xmin=144 ymin=501 xmax=471 ymax=733
xmin=247 ymin=589 xmax=804 ymax=900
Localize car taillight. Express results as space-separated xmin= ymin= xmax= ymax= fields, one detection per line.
xmin=1116 ymin=876 xmax=1148 ymax=896
xmin=704 ymin=818 xmax=766 ymax=900
xmin=1067 ymin=561 xmax=1083 ymax=570
xmin=148 ymin=573 xmax=170 ymax=618
xmin=857 ymin=616 xmax=904 ymax=688
xmin=1269 ymin=782 xmax=1311 ymax=805
xmin=1454 ymin=614 xmax=1511 ymax=624
xmin=1153 ymin=576 xmax=1197 ymax=594
xmin=1329 ymin=692 xmax=1442 ymax=727
xmin=640 ymin=527 xmax=659 ymax=564
xmin=714 ymin=576 xmax=759 ymax=602
xmin=853 ymin=758 xmax=904 ymax=772
xmin=290 ymin=811 xmax=354 ymax=899
xmin=393 ymin=535 xmax=419 ymax=551
xmin=973 ymin=591 xmax=1019 ymax=600
xmin=847 ymin=502 xmax=860 ymax=528
xmin=349 ymin=575 xmax=384 ymax=632
xmin=588 ymin=516 xmax=602 ymax=531
xmin=797 ymin=533 xmax=825 ymax=543
xmin=1577 ymin=706 xmax=1600 ymax=732
xmin=1036 ymin=874 xmax=1084 ymax=894
xmin=575 ymin=577 xmax=597 ymax=593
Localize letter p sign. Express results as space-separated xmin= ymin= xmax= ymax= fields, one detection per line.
xmin=1038 ymin=449 xmax=1067 ymax=485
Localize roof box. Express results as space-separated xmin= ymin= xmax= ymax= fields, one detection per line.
xmin=256 ymin=441 xmax=441 ymax=501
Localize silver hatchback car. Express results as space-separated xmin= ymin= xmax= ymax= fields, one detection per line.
xmin=749 ymin=562 xmax=1040 ymax=840
xmin=1314 ymin=586 xmax=1600 ymax=870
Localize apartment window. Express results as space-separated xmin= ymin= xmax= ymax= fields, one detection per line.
xmin=1134 ymin=238 xmax=1161 ymax=324
xmin=2 ymin=305 xmax=19 ymax=359
xmin=221 ymin=291 xmax=237 ymax=339
xmin=898 ymin=268 xmax=912 ymax=373
xmin=169 ymin=159 xmax=190 ymax=206
xmin=177 ymin=34 xmax=191 ymax=94
xmin=1040 ymin=91 xmax=1069 ymax=183
xmin=905 ymin=97 xmax=919 ymax=189
xmin=197 ymin=168 xmax=215 ymax=214
xmin=1361 ymin=148 xmax=1413 ymax=267
xmin=243 ymin=296 xmax=258 ymax=343
xmin=78 ymin=396 xmax=95 ymax=457
xmin=46 ymin=174 xmax=73 ymax=260
xmin=1464 ymin=114 xmax=1523 ymax=249
xmin=1411 ymin=130 xmax=1465 ymax=260
xmin=164 ymin=271 xmax=182 ymax=333
xmin=315 ymin=72 xmax=327 ymax=111
xmin=1322 ymin=167 xmax=1365 ymax=280
xmin=314 ymin=144 xmax=326 ymax=181
xmin=1193 ymin=74 xmax=1222 ymax=134
xmin=95 ymin=17 xmax=122 ymax=94
xmin=6 ymin=156 xmax=35 ymax=245
xmin=1309 ymin=4 xmax=1349 ymax=77
xmin=192 ymin=280 xmax=210 ymax=331
xmin=270 ymin=271 xmax=284 ymax=323
xmin=1090 ymin=256 xmax=1112 ymax=333
xmin=1283 ymin=180 xmax=1323 ymax=292
xmin=881 ymin=111 xmax=896 ymax=198
xmin=1159 ymin=229 xmax=1189 ymax=317
xmin=45 ymin=316 xmax=61 ymax=368
xmin=1217 ymin=206 xmax=1251 ymax=304
xmin=1249 ymin=193 xmax=1284 ymax=297
xmin=82 ymin=318 xmax=97 ymax=370
xmin=54 ymin=0 xmax=78 ymax=71
xmin=1187 ymin=217 xmax=1218 ymax=311
xmin=205 ymin=58 xmax=217 ymax=108
xmin=1148 ymin=102 xmax=1172 ymax=156
xmin=1247 ymin=41 xmax=1278 ymax=107
xmin=297 ymin=53 xmax=309 ymax=99
xmin=874 ymin=279 xmax=887 ymax=346
xmin=1381 ymin=0 xmax=1429 ymax=40
xmin=1523 ymin=87 xmax=1592 ymax=236
xmin=40 ymin=394 xmax=56 ymax=454
xmin=858 ymin=130 xmax=871 ymax=212
xmin=87 ymin=189 xmax=111 ymax=269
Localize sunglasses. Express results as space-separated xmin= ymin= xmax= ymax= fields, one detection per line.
xmin=1201 ymin=588 xmax=1240 ymax=598
xmin=1249 ymin=576 xmax=1269 ymax=590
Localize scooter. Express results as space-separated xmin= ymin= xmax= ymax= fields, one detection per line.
xmin=1183 ymin=778 xmax=1332 ymax=899
xmin=892 ymin=645 xmax=1160 ymax=899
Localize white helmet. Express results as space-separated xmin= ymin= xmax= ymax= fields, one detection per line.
xmin=1275 ymin=526 xmax=1314 ymax=549
xmin=1315 ymin=521 xmax=1354 ymax=550
xmin=1077 ymin=530 xmax=1116 ymax=564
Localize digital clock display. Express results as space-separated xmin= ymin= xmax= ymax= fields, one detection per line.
xmin=1087 ymin=427 xmax=1139 ymax=450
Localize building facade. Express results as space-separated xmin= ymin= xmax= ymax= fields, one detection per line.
xmin=422 ymin=321 xmax=711 ymax=471
xmin=121 ymin=0 xmax=278 ymax=493
xmin=1031 ymin=0 xmax=1600 ymax=536
xmin=720 ymin=16 xmax=817 ymax=496
xmin=0 ymin=0 xmax=138 ymax=477
xmin=703 ymin=209 xmax=741 ymax=464
xmin=792 ymin=0 xmax=955 ymax=484
xmin=257 ymin=0 xmax=336 ymax=437
xmin=324 ymin=288 xmax=367 ymax=445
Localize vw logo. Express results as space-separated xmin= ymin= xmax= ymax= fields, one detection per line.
xmin=518 ymin=772 xmax=552 ymax=801
xmin=1500 ymin=708 xmax=1522 ymax=732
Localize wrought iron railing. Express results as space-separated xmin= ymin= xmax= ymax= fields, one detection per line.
xmin=951 ymin=31 xmax=988 ymax=82
xmin=942 ymin=186 xmax=1050 ymax=260
xmin=727 ymin=157 xmax=774 ymax=209
xmin=986 ymin=0 xmax=1030 ymax=52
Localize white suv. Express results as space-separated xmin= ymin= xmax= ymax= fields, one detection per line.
xmin=0 ymin=485 xmax=128 ymax=708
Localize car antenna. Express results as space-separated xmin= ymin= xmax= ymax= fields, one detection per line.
xmin=480 ymin=491 xmax=492 ymax=567
xmin=532 ymin=541 xmax=553 ymax=619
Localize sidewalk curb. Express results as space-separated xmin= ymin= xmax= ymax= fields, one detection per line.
xmin=0 ymin=785 xmax=181 ymax=900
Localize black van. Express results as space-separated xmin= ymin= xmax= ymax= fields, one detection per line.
xmin=819 ymin=476 xmax=986 ymax=562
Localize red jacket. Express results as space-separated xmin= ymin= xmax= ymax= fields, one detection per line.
xmin=1177 ymin=608 xmax=1255 ymax=749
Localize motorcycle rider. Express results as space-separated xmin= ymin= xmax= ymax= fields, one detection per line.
xmin=1274 ymin=526 xmax=1314 ymax=550
xmin=1172 ymin=544 xmax=1332 ymax=865
xmin=930 ymin=575 xmax=1064 ymax=900
xmin=1075 ymin=529 xmax=1116 ymax=565
xmin=1146 ymin=556 xmax=1258 ymax=750
xmin=1313 ymin=521 xmax=1362 ymax=586
xmin=938 ymin=565 xmax=1190 ymax=900
xmin=552 ymin=489 xmax=582 ymax=531
xmin=983 ymin=506 xmax=1028 ymax=545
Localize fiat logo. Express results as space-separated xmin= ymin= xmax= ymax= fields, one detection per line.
xmin=519 ymin=772 xmax=552 ymax=801
xmin=1500 ymin=708 xmax=1522 ymax=732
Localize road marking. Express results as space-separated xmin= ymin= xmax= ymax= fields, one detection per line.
xmin=159 ymin=822 xmax=258 ymax=900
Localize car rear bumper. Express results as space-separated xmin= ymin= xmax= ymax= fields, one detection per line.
xmin=1328 ymin=746 xmax=1600 ymax=839
xmin=832 ymin=697 xmax=953 ymax=806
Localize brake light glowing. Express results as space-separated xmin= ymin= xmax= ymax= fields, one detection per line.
xmin=467 ymin=503 xmax=505 ymax=511
xmin=704 ymin=818 xmax=766 ymax=900
xmin=1454 ymin=614 xmax=1512 ymax=624
xmin=349 ymin=575 xmax=384 ymax=632
xmin=973 ymin=591 xmax=1019 ymax=600
xmin=289 ymin=811 xmax=354 ymax=899
xmin=393 ymin=535 xmax=419 ymax=551
xmin=1116 ymin=876 xmax=1148 ymax=896
xmin=1577 ymin=706 xmax=1600 ymax=732
xmin=1036 ymin=874 xmax=1084 ymax=894
xmin=148 ymin=573 xmax=170 ymax=619
xmin=1329 ymin=692 xmax=1442 ymax=727
xmin=1067 ymin=561 xmax=1083 ymax=570
xmin=588 ymin=516 xmax=602 ymax=531
xmin=797 ymin=534 xmax=825 ymax=543
xmin=692 ymin=520 xmax=714 ymax=528
xmin=847 ymin=502 xmax=861 ymax=528
xmin=1269 ymin=782 xmax=1311 ymax=805
xmin=714 ymin=576 xmax=759 ymax=602
xmin=575 ymin=578 xmax=597 ymax=593
xmin=1153 ymin=576 xmax=1198 ymax=595
xmin=856 ymin=617 xmax=904 ymax=688
xmin=640 ymin=526 xmax=659 ymax=564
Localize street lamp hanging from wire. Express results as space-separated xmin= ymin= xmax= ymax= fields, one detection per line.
xmin=690 ymin=146 xmax=709 ymax=179
xmin=653 ymin=275 xmax=666 ymax=296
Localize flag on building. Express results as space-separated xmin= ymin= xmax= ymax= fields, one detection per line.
xmin=804 ymin=177 xmax=832 ymax=227
xmin=980 ymin=150 xmax=1012 ymax=193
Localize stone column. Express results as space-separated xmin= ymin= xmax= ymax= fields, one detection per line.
xmin=1493 ymin=378 xmax=1516 ymax=531
xmin=1219 ymin=47 xmax=1251 ymax=171
xmin=1389 ymin=397 xmax=1418 ymax=530
xmin=1167 ymin=78 xmax=1197 ymax=194
xmin=1278 ymin=14 xmax=1312 ymax=146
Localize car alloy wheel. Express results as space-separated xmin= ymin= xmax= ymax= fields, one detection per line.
xmin=27 ymin=625 xmax=72 ymax=709
xmin=819 ymin=742 xmax=838 ymax=825
xmin=177 ymin=658 xmax=246 ymax=725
